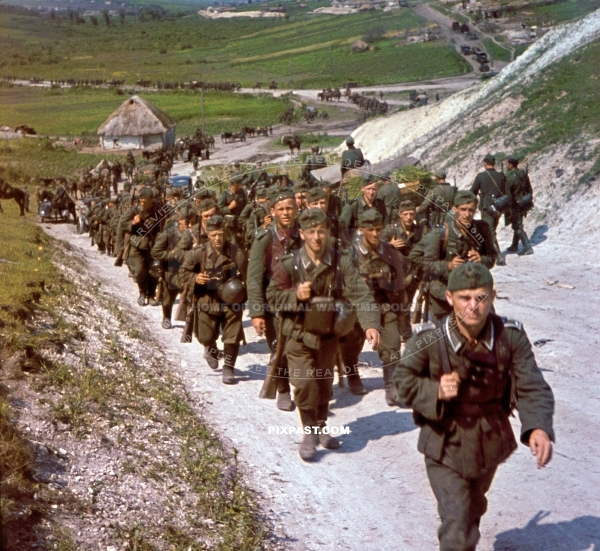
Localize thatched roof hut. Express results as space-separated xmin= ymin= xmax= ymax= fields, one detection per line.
xmin=351 ymin=39 xmax=369 ymax=52
xmin=97 ymin=95 xmax=176 ymax=150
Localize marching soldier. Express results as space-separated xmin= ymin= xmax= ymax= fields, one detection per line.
xmin=340 ymin=175 xmax=386 ymax=246
xmin=151 ymin=214 xmax=191 ymax=329
xmin=243 ymin=187 xmax=272 ymax=251
xmin=340 ymin=136 xmax=365 ymax=177
xmin=293 ymin=181 xmax=309 ymax=212
xmin=121 ymin=187 xmax=166 ymax=306
xmin=470 ymin=154 xmax=508 ymax=266
xmin=382 ymin=200 xmax=424 ymax=343
xmin=321 ymin=180 xmax=343 ymax=218
xmin=300 ymin=145 xmax=327 ymax=186
xmin=267 ymin=208 xmax=381 ymax=460
xmin=395 ymin=262 xmax=554 ymax=551
xmin=376 ymin=172 xmax=401 ymax=225
xmin=505 ymin=156 xmax=534 ymax=256
xmin=344 ymin=210 xmax=405 ymax=404
xmin=178 ymin=215 xmax=247 ymax=384
xmin=410 ymin=191 xmax=495 ymax=321
xmin=247 ymin=190 xmax=302 ymax=411
xmin=417 ymin=168 xmax=457 ymax=228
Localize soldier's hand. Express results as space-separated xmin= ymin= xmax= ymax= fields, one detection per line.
xmin=195 ymin=272 xmax=210 ymax=285
xmin=365 ymin=328 xmax=381 ymax=351
xmin=296 ymin=282 xmax=312 ymax=301
xmin=263 ymin=215 xmax=273 ymax=229
xmin=467 ymin=249 xmax=481 ymax=263
xmin=529 ymin=429 xmax=553 ymax=468
xmin=448 ymin=256 xmax=465 ymax=271
xmin=228 ymin=200 xmax=237 ymax=210
xmin=133 ymin=214 xmax=142 ymax=225
xmin=390 ymin=238 xmax=405 ymax=249
xmin=252 ymin=317 xmax=266 ymax=336
xmin=438 ymin=371 xmax=460 ymax=400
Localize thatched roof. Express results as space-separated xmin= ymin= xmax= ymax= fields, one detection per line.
xmin=97 ymin=96 xmax=176 ymax=136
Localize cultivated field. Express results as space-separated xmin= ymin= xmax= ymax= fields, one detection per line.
xmin=0 ymin=2 xmax=471 ymax=88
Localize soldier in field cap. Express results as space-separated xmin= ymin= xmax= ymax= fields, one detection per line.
xmin=470 ymin=153 xmax=507 ymax=266
xmin=340 ymin=135 xmax=365 ymax=177
xmin=267 ymin=208 xmax=381 ymax=461
xmin=395 ymin=262 xmax=554 ymax=551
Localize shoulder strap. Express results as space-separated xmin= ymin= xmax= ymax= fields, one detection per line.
xmin=435 ymin=319 xmax=452 ymax=375
xmin=486 ymin=170 xmax=504 ymax=196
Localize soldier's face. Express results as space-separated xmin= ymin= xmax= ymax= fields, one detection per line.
xmin=201 ymin=208 xmax=217 ymax=229
xmin=140 ymin=197 xmax=153 ymax=210
xmin=452 ymin=202 xmax=477 ymax=226
xmin=446 ymin=286 xmax=495 ymax=332
xmin=399 ymin=209 xmax=416 ymax=227
xmin=295 ymin=193 xmax=307 ymax=209
xmin=178 ymin=219 xmax=187 ymax=232
xmin=207 ymin=230 xmax=224 ymax=251
xmin=307 ymin=198 xmax=327 ymax=211
xmin=300 ymin=224 xmax=329 ymax=257
xmin=271 ymin=199 xmax=297 ymax=229
xmin=363 ymin=183 xmax=378 ymax=202
xmin=361 ymin=225 xmax=382 ymax=248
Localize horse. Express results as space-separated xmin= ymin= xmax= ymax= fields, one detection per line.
xmin=221 ymin=132 xmax=233 ymax=143
xmin=0 ymin=177 xmax=28 ymax=216
xmin=282 ymin=135 xmax=301 ymax=156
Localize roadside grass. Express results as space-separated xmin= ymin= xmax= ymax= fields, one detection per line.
xmin=0 ymin=84 xmax=292 ymax=137
xmin=0 ymin=4 xmax=471 ymax=88
xmin=483 ymin=38 xmax=513 ymax=63
xmin=0 ymin=201 xmax=270 ymax=549
xmin=0 ymin=138 xmax=121 ymax=184
xmin=518 ymin=0 xmax=600 ymax=25
xmin=0 ymin=200 xmax=64 ymax=550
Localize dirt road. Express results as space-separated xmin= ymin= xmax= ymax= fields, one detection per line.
xmin=41 ymin=218 xmax=600 ymax=551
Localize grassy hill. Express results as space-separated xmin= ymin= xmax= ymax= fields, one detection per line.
xmin=0 ymin=2 xmax=471 ymax=88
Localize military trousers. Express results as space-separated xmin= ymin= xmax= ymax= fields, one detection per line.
xmin=339 ymin=309 xmax=401 ymax=376
xmin=286 ymin=336 xmax=338 ymax=412
xmin=127 ymin=246 xmax=158 ymax=297
xmin=425 ymin=457 xmax=497 ymax=551
xmin=194 ymin=307 xmax=243 ymax=346
xmin=400 ymin=281 xmax=419 ymax=341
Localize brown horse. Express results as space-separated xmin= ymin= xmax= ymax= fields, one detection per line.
xmin=282 ymin=135 xmax=301 ymax=156
xmin=0 ymin=177 xmax=28 ymax=216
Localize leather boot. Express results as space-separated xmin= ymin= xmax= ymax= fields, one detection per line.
xmin=204 ymin=341 xmax=219 ymax=370
xmin=276 ymin=391 xmax=295 ymax=411
xmin=162 ymin=305 xmax=172 ymax=329
xmin=506 ymin=233 xmax=520 ymax=253
xmin=276 ymin=363 xmax=295 ymax=410
xmin=517 ymin=230 xmax=533 ymax=255
xmin=493 ymin=239 xmax=506 ymax=266
xmin=317 ymin=403 xmax=340 ymax=449
xmin=383 ymin=365 xmax=399 ymax=406
xmin=298 ymin=409 xmax=319 ymax=461
xmin=222 ymin=343 xmax=239 ymax=385
xmin=346 ymin=363 xmax=368 ymax=395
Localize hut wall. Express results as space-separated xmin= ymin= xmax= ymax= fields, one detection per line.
xmin=101 ymin=135 xmax=143 ymax=150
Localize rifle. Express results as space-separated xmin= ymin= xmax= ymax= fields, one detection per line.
xmin=259 ymin=317 xmax=286 ymax=399
xmin=411 ymin=280 xmax=424 ymax=324
xmin=180 ymin=295 xmax=196 ymax=344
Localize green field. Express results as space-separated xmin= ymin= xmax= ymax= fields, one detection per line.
xmin=483 ymin=38 xmax=513 ymax=63
xmin=0 ymin=84 xmax=292 ymax=137
xmin=0 ymin=2 xmax=471 ymax=88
